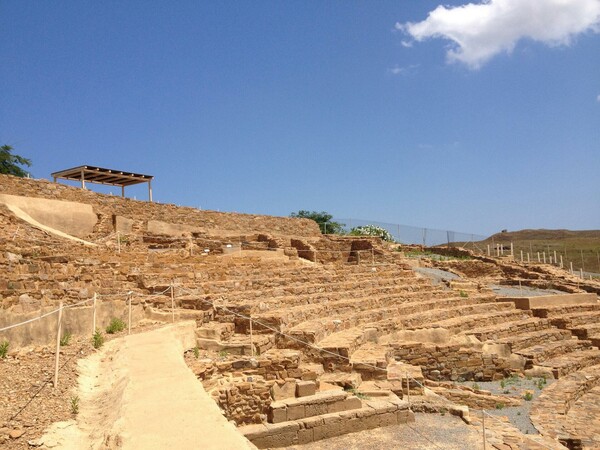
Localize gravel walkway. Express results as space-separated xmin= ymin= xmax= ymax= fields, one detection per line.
xmin=489 ymin=285 xmax=565 ymax=297
xmin=459 ymin=376 xmax=554 ymax=435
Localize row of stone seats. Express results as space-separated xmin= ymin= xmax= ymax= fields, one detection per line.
xmin=283 ymin=294 xmax=490 ymax=347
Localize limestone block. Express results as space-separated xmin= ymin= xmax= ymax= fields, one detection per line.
xmin=271 ymin=380 xmax=296 ymax=401
xmin=268 ymin=406 xmax=287 ymax=424
xmin=296 ymin=381 xmax=316 ymax=398
xmin=286 ymin=404 xmax=305 ymax=421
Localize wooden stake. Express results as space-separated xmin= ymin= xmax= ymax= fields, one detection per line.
xmin=570 ymin=262 xmax=574 ymax=274
xmin=249 ymin=315 xmax=254 ymax=357
xmin=54 ymin=301 xmax=63 ymax=388
xmin=92 ymin=293 xmax=97 ymax=334
xmin=128 ymin=294 xmax=132 ymax=335
xmin=171 ymin=284 xmax=175 ymax=323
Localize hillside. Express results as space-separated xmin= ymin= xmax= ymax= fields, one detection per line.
xmin=481 ymin=229 xmax=600 ymax=274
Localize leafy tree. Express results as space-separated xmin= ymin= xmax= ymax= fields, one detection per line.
xmin=0 ymin=145 xmax=32 ymax=177
xmin=290 ymin=210 xmax=345 ymax=234
xmin=349 ymin=224 xmax=395 ymax=242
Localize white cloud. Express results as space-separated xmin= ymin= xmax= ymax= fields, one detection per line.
xmin=388 ymin=64 xmax=419 ymax=75
xmin=397 ymin=0 xmax=600 ymax=69
xmin=597 ymin=94 xmax=600 ymax=102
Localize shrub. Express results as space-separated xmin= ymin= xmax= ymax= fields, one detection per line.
xmin=0 ymin=340 xmax=8 ymax=359
xmin=193 ymin=346 xmax=200 ymax=359
xmin=60 ymin=331 xmax=72 ymax=347
xmin=472 ymin=383 xmax=480 ymax=391
xmin=459 ymin=290 xmax=469 ymax=298
xmin=349 ymin=225 xmax=394 ymax=242
xmin=495 ymin=402 xmax=505 ymax=409
xmin=92 ymin=330 xmax=104 ymax=349
xmin=70 ymin=395 xmax=80 ymax=415
xmin=106 ymin=318 xmax=126 ymax=334
xmin=523 ymin=392 xmax=533 ymax=401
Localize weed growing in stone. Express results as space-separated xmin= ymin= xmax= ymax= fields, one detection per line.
xmin=92 ymin=330 xmax=104 ymax=349
xmin=106 ymin=318 xmax=126 ymax=334
xmin=60 ymin=331 xmax=72 ymax=346
xmin=459 ymin=290 xmax=469 ymax=298
xmin=218 ymin=350 xmax=229 ymax=358
xmin=495 ymin=403 xmax=505 ymax=409
xmin=523 ymin=392 xmax=533 ymax=401
xmin=0 ymin=340 xmax=8 ymax=359
xmin=472 ymin=383 xmax=480 ymax=391
xmin=70 ymin=395 xmax=80 ymax=415
xmin=193 ymin=346 xmax=200 ymax=359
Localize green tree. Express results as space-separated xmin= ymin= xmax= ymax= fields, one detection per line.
xmin=290 ymin=210 xmax=345 ymax=234
xmin=0 ymin=145 xmax=32 ymax=177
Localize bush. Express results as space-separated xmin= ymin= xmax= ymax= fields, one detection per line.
xmin=290 ymin=210 xmax=345 ymax=235
xmin=0 ymin=340 xmax=8 ymax=359
xmin=523 ymin=392 xmax=533 ymax=401
xmin=70 ymin=395 xmax=80 ymax=415
xmin=92 ymin=330 xmax=104 ymax=349
xmin=60 ymin=331 xmax=72 ymax=347
xmin=349 ymin=225 xmax=394 ymax=242
xmin=106 ymin=318 xmax=126 ymax=334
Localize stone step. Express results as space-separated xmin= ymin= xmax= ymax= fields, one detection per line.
xmin=496 ymin=328 xmax=573 ymax=352
xmin=516 ymin=339 xmax=592 ymax=365
xmin=252 ymin=288 xmax=453 ymax=333
xmin=241 ymin=398 xmax=414 ymax=448
xmin=268 ymin=390 xmax=362 ymax=424
xmin=570 ymin=323 xmax=600 ymax=340
xmin=427 ymin=309 xmax=533 ymax=334
xmin=532 ymin=303 xmax=600 ymax=319
xmin=463 ymin=317 xmax=554 ymax=341
xmin=350 ymin=343 xmax=391 ymax=381
xmin=550 ymin=311 xmax=600 ymax=330
xmin=536 ymin=349 xmax=600 ymax=378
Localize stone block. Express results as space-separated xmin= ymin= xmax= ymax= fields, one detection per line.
xmin=297 ymin=428 xmax=314 ymax=445
xmin=305 ymin=402 xmax=328 ymax=417
xmin=271 ymin=380 xmax=296 ymax=401
xmin=269 ymin=407 xmax=287 ymax=424
xmin=287 ymin=404 xmax=305 ymax=421
xmin=296 ymin=381 xmax=316 ymax=397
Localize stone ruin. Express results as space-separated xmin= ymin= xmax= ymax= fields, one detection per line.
xmin=1 ymin=173 xmax=600 ymax=448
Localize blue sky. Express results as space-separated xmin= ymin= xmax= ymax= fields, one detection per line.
xmin=1 ymin=1 xmax=599 ymax=236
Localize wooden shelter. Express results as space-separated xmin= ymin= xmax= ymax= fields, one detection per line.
xmin=51 ymin=165 xmax=153 ymax=201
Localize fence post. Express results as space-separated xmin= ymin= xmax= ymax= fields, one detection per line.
xmin=128 ymin=293 xmax=132 ymax=335
xmin=53 ymin=301 xmax=63 ymax=388
xmin=560 ymin=255 xmax=563 ymax=268
xmin=543 ymin=252 xmax=546 ymax=264
xmin=570 ymin=262 xmax=574 ymax=275
xmin=249 ymin=315 xmax=254 ymax=357
xmin=92 ymin=293 xmax=97 ymax=334
xmin=482 ymin=410 xmax=487 ymax=450
xmin=510 ymin=242 xmax=514 ymax=257
xmin=527 ymin=253 xmax=530 ymax=263
xmin=487 ymin=244 xmax=490 ymax=256
xmin=171 ymin=283 xmax=175 ymax=323
xmin=405 ymin=372 xmax=410 ymax=407
xmin=520 ymin=250 xmax=523 ymax=262
xmin=554 ymin=250 xmax=557 ymax=265
xmin=580 ymin=268 xmax=584 ymax=279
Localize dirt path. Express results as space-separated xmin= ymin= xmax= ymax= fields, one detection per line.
xmin=36 ymin=322 xmax=255 ymax=449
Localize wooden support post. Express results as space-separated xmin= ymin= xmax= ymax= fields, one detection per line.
xmin=80 ymin=168 xmax=85 ymax=190
xmin=128 ymin=293 xmax=132 ymax=335
xmin=249 ymin=315 xmax=254 ymax=357
xmin=482 ymin=410 xmax=487 ymax=450
xmin=92 ymin=293 xmax=97 ymax=334
xmin=54 ymin=301 xmax=63 ymax=388
xmin=487 ymin=245 xmax=490 ymax=256
xmin=554 ymin=251 xmax=557 ymax=265
xmin=171 ymin=283 xmax=175 ymax=323
xmin=537 ymin=252 xmax=540 ymax=262
xmin=527 ymin=253 xmax=530 ymax=263
xmin=543 ymin=252 xmax=546 ymax=264
xmin=570 ymin=262 xmax=574 ymax=274
xmin=121 ymin=185 xmax=125 ymax=198
xmin=560 ymin=255 xmax=563 ymax=268
xmin=405 ymin=372 xmax=410 ymax=407
xmin=580 ymin=268 xmax=584 ymax=279
xmin=148 ymin=179 xmax=153 ymax=202
xmin=520 ymin=250 xmax=523 ymax=262
xmin=510 ymin=242 xmax=514 ymax=257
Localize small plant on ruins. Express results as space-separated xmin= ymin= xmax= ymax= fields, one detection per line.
xmin=106 ymin=318 xmax=126 ymax=334
xmin=440 ymin=408 xmax=447 ymax=416
xmin=536 ymin=378 xmax=545 ymax=390
xmin=500 ymin=379 xmax=506 ymax=389
xmin=92 ymin=330 xmax=104 ymax=349
xmin=472 ymin=383 xmax=480 ymax=391
xmin=60 ymin=331 xmax=72 ymax=347
xmin=523 ymin=391 xmax=533 ymax=401
xmin=495 ymin=402 xmax=505 ymax=410
xmin=459 ymin=290 xmax=469 ymax=298
xmin=346 ymin=388 xmax=370 ymax=400
xmin=193 ymin=346 xmax=200 ymax=359
xmin=0 ymin=340 xmax=8 ymax=359
xmin=218 ymin=350 xmax=229 ymax=358
xmin=70 ymin=395 xmax=80 ymax=415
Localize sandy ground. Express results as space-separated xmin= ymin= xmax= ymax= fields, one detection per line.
xmin=33 ymin=321 xmax=254 ymax=450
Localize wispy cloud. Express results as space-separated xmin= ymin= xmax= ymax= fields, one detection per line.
xmin=397 ymin=0 xmax=600 ymax=69
xmin=597 ymin=94 xmax=600 ymax=102
xmin=388 ymin=64 xmax=419 ymax=76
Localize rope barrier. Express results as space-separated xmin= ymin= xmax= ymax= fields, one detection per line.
xmin=0 ymin=306 xmax=63 ymax=332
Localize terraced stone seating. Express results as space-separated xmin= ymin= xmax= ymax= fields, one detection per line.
xmin=531 ymin=364 xmax=600 ymax=449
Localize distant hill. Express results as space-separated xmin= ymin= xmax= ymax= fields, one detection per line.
xmin=480 ymin=229 xmax=600 ymax=274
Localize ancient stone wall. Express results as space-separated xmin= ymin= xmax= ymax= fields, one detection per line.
xmin=0 ymin=174 xmax=321 ymax=238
